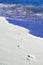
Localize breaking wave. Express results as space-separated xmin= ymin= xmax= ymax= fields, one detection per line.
xmin=0 ymin=4 xmax=43 ymax=38
xmin=0 ymin=4 xmax=43 ymax=20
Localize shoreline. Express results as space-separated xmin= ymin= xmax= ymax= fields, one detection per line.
xmin=1 ymin=16 xmax=43 ymax=40
xmin=0 ymin=17 xmax=43 ymax=65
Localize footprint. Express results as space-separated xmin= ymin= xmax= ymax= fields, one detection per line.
xmin=27 ymin=54 xmax=36 ymax=61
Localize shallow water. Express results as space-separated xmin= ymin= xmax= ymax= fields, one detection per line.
xmin=0 ymin=4 xmax=43 ymax=38
xmin=7 ymin=18 xmax=43 ymax=38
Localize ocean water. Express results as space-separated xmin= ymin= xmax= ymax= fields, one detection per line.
xmin=0 ymin=1 xmax=43 ymax=38
xmin=7 ymin=18 xmax=43 ymax=38
xmin=0 ymin=0 xmax=43 ymax=5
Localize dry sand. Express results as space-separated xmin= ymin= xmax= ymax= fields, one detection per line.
xmin=0 ymin=17 xmax=43 ymax=65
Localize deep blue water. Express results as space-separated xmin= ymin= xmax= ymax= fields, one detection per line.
xmin=0 ymin=0 xmax=43 ymax=5
xmin=7 ymin=19 xmax=43 ymax=38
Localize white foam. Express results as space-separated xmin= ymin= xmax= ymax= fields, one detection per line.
xmin=35 ymin=13 xmax=43 ymax=16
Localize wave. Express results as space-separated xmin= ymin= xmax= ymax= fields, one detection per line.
xmin=0 ymin=4 xmax=43 ymax=38
xmin=0 ymin=4 xmax=43 ymax=20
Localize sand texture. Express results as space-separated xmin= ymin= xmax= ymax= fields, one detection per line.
xmin=0 ymin=17 xmax=43 ymax=65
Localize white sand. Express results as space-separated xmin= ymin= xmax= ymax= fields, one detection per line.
xmin=0 ymin=17 xmax=43 ymax=65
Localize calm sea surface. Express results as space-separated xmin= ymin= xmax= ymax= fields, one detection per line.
xmin=0 ymin=0 xmax=43 ymax=5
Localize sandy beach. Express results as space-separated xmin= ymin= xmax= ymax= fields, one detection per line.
xmin=0 ymin=17 xmax=43 ymax=65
